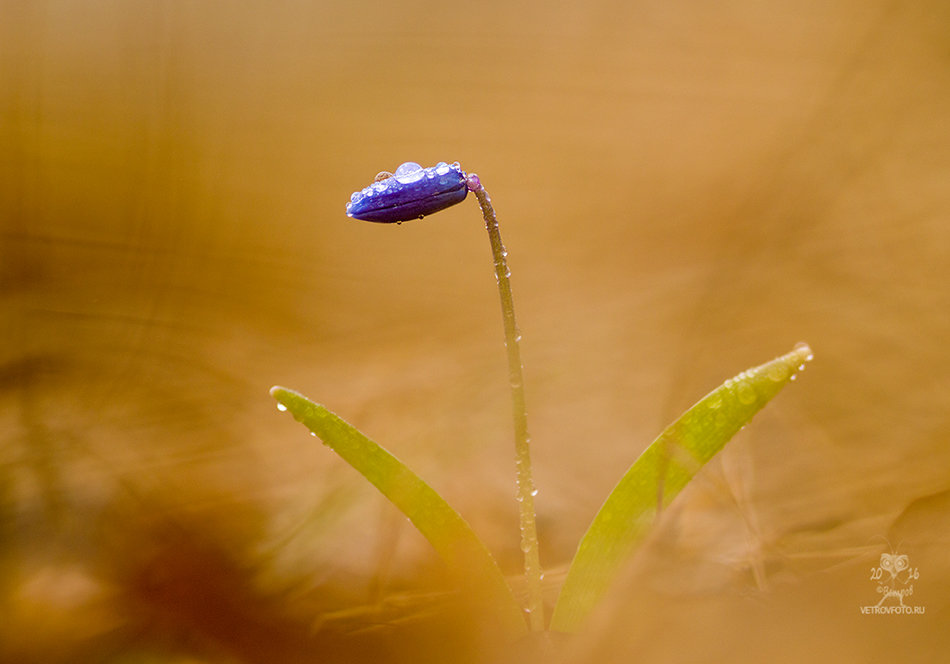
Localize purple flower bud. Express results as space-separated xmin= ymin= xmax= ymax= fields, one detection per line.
xmin=346 ymin=161 xmax=468 ymax=223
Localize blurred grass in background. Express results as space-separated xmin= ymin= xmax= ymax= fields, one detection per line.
xmin=2 ymin=1 xmax=949 ymax=662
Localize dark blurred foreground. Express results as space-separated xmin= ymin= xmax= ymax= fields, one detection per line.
xmin=2 ymin=1 xmax=949 ymax=662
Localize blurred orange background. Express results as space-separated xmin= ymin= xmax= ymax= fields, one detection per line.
xmin=2 ymin=1 xmax=949 ymax=662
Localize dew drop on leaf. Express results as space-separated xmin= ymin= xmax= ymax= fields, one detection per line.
xmin=767 ymin=363 xmax=789 ymax=382
xmin=737 ymin=383 xmax=757 ymax=405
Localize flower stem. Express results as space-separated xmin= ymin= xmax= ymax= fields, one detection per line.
xmin=466 ymin=173 xmax=544 ymax=631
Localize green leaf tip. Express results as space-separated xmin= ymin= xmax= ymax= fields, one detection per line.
xmin=549 ymin=343 xmax=814 ymax=633
xmin=269 ymin=385 xmax=528 ymax=638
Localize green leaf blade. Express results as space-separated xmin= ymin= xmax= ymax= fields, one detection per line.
xmin=550 ymin=343 xmax=814 ymax=633
xmin=270 ymin=387 xmax=527 ymax=638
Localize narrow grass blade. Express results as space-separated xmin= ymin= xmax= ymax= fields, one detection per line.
xmin=550 ymin=343 xmax=814 ymax=633
xmin=270 ymin=386 xmax=527 ymax=638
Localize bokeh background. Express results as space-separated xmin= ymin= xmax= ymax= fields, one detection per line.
xmin=3 ymin=1 xmax=949 ymax=662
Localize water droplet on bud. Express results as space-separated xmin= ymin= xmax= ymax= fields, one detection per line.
xmin=394 ymin=161 xmax=425 ymax=184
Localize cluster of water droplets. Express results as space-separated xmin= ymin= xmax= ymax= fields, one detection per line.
xmin=346 ymin=161 xmax=462 ymax=213
xmin=789 ymin=341 xmax=814 ymax=380
xmin=511 ymin=445 xmax=541 ymax=562
xmin=704 ymin=342 xmax=814 ymax=429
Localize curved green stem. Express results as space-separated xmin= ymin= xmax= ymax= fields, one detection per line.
xmin=467 ymin=174 xmax=544 ymax=631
